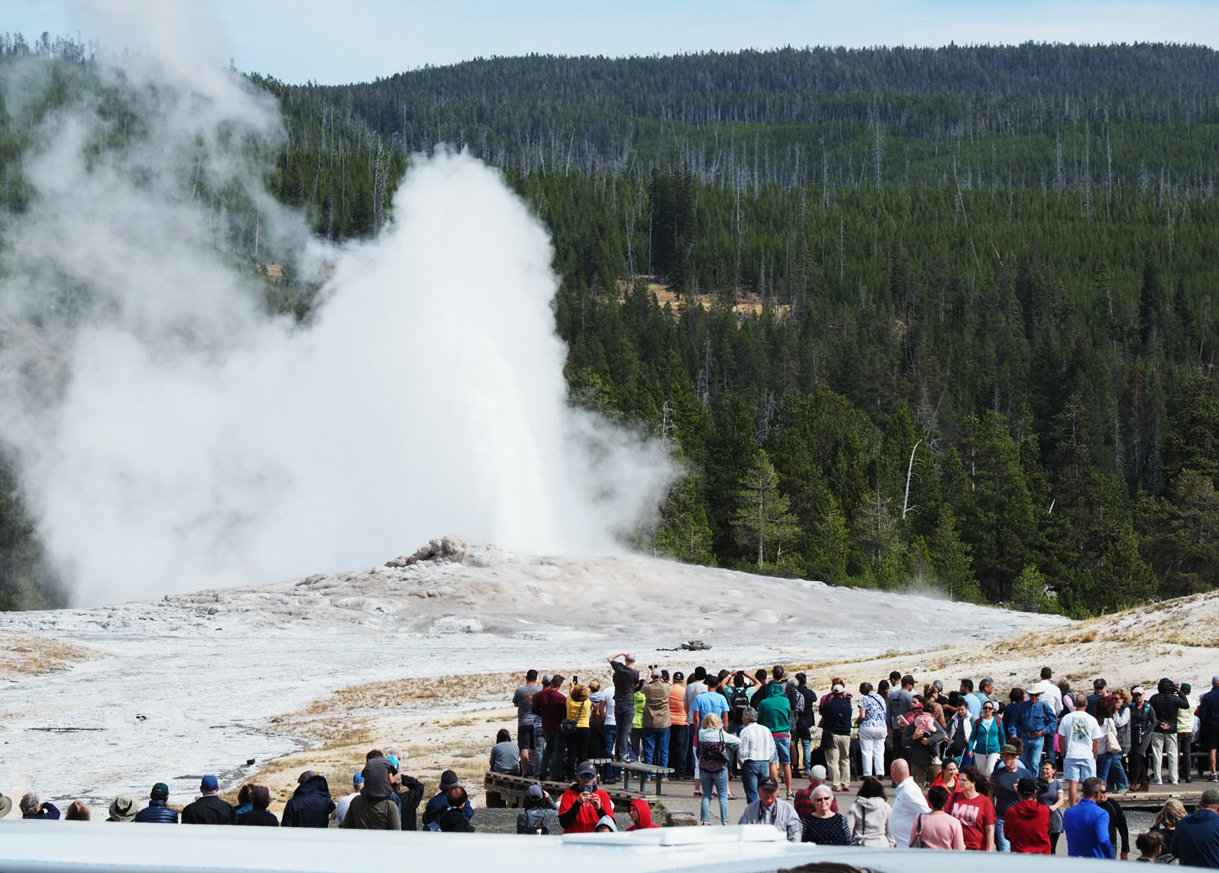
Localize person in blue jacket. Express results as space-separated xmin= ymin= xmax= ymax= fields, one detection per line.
xmin=133 ymin=783 xmax=179 ymax=823
xmin=1015 ymin=688 xmax=1057 ymax=773
xmin=1063 ymin=777 xmax=1113 ymax=858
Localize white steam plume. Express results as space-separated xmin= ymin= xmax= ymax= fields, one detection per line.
xmin=0 ymin=22 xmax=673 ymax=606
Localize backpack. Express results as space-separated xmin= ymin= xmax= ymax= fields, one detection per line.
xmin=699 ymin=732 xmax=729 ymax=774
xmin=730 ymin=688 xmax=751 ymax=725
xmin=590 ymin=696 xmax=607 ymax=728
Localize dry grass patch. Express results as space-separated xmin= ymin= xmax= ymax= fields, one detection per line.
xmin=0 ymin=631 xmax=94 ymax=678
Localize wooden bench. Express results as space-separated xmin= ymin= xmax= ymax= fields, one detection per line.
xmin=587 ymin=757 xmax=675 ymax=795
xmin=483 ymin=770 xmax=650 ymax=809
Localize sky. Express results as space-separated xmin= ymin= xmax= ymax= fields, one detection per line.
xmin=4 ymin=0 xmax=1218 ymax=85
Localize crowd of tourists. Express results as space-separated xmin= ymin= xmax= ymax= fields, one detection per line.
xmin=501 ymin=655 xmax=1219 ymax=863
xmin=8 ymin=654 xmax=1219 ymax=866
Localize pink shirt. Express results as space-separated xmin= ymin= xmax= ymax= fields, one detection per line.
xmin=912 ymin=811 xmax=966 ymax=850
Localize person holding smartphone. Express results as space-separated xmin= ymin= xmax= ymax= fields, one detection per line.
xmin=558 ymin=760 xmax=615 ymax=833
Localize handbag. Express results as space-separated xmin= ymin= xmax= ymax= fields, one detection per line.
xmin=910 ymin=813 xmax=924 ymax=849
xmin=1106 ymin=720 xmax=1121 ymax=753
xmin=561 ymin=700 xmax=588 ymax=737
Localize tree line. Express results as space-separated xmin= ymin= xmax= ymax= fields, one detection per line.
xmin=1 ymin=40 xmax=1218 ymax=613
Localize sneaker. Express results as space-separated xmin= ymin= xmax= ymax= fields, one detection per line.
xmin=786 ymin=791 xmax=796 ymax=800
xmin=1210 ymin=774 xmax=1219 ymax=782
xmin=693 ymin=787 xmax=702 ymax=796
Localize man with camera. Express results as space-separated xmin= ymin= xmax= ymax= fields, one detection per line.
xmin=558 ymin=760 xmax=616 ymax=833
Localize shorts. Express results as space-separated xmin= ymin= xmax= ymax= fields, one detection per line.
xmin=1202 ymin=725 xmax=1219 ymax=751
xmin=518 ymin=723 xmax=536 ymax=749
xmin=1063 ymin=756 xmax=1096 ymax=782
xmin=773 ymin=735 xmax=792 ymax=765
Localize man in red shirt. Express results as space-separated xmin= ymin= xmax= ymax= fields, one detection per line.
xmin=1004 ymin=777 xmax=1051 ymax=854
xmin=558 ymin=760 xmax=615 ymax=833
xmin=532 ymin=674 xmax=568 ymax=780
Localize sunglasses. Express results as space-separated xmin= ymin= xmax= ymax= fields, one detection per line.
xmin=814 ymin=797 xmax=833 ymax=802
xmin=578 ymin=773 xmax=597 ymax=780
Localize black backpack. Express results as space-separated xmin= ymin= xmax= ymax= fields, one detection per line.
xmin=730 ymin=688 xmax=751 ymax=725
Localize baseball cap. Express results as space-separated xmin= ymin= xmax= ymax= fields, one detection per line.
xmin=200 ymin=775 xmax=219 ymax=792
xmin=831 ymin=683 xmax=845 ymax=693
xmin=525 ymin=784 xmax=545 ymax=801
xmin=352 ymin=771 xmax=365 ymax=786
xmin=673 ymin=671 xmax=685 ymax=681
xmin=1132 ymin=686 xmax=1145 ymax=696
xmin=1017 ymin=778 xmax=1037 ymax=796
xmin=1202 ymin=788 xmax=1219 ymax=807
xmin=150 ymin=782 xmax=169 ymax=800
xmin=576 ymin=760 xmax=597 ymax=778
xmin=759 ymin=776 xmax=779 ymax=791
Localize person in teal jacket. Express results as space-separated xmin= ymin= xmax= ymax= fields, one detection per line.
xmin=971 ymin=701 xmax=1005 ymax=777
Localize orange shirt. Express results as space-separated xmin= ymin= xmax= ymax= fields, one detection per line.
xmin=669 ymin=685 xmax=688 ymax=726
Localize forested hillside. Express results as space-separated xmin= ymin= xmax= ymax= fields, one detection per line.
xmin=3 ymin=39 xmax=1219 ymax=613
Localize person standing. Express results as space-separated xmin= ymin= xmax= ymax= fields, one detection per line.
xmin=1128 ymin=685 xmax=1155 ymax=791
xmin=1003 ymin=777 xmax=1050 ymax=854
xmin=990 ymin=744 xmax=1034 ymax=852
xmin=512 ymin=669 xmax=544 ymax=777
xmin=1149 ymin=678 xmax=1190 ymax=785
xmin=608 ymin=653 xmax=640 ymax=761
xmin=1178 ymin=683 xmax=1196 ymax=783
xmin=910 ymin=785 xmax=965 ymax=849
xmin=889 ymin=758 xmax=931 ymax=848
xmin=1063 ymin=777 xmax=1113 ymax=858
xmin=1200 ymin=676 xmax=1219 ymax=782
xmin=759 ymin=681 xmax=797 ymax=797
xmin=821 ymin=683 xmax=854 ymax=792
xmin=534 ymin=674 xmax=568 ymax=780
xmin=1016 ymin=687 xmax=1056 ymax=773
xmin=668 ymin=671 xmax=690 ymax=780
xmin=1057 ymin=692 xmax=1105 ymax=806
xmin=641 ymin=669 xmax=672 ymax=770
xmin=738 ymin=706 xmax=777 ymax=805
xmin=971 ymin=700 xmax=1004 ymax=777
xmin=856 ymin=682 xmax=888 ymax=781
xmin=949 ymin=766 xmax=996 ymax=852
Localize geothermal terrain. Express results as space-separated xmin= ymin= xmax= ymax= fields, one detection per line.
xmin=1 ymin=536 xmax=1213 ymax=816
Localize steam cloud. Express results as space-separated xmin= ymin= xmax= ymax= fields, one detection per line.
xmin=0 ymin=17 xmax=673 ymax=606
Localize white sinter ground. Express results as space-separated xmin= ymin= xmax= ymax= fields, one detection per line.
xmin=0 ymin=540 xmax=1071 ymax=810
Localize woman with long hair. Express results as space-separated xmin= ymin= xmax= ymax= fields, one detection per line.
xmin=950 ymin=766 xmax=996 ymax=851
xmin=1096 ymin=698 xmax=1130 ymax=793
xmin=847 ymin=776 xmax=894 ymax=847
xmin=971 ymin=700 xmax=1003 ymax=777
xmin=1037 ymin=759 xmax=1066 ymax=853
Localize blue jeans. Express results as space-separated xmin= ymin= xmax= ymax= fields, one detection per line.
xmin=995 ymin=816 xmax=1011 ymax=852
xmin=643 ymin=727 xmax=670 ymax=768
xmin=799 ymin=737 xmax=812 ymax=774
xmin=1019 ymin=737 xmax=1043 ymax=773
xmin=700 ymin=768 xmax=730 ymax=823
xmin=741 ymin=760 xmax=770 ymax=805
xmin=1098 ymin=752 xmax=1129 ymax=791
xmin=602 ymin=725 xmax=619 ymax=780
